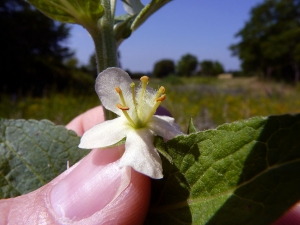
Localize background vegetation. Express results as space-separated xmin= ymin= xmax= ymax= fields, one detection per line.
xmin=1 ymin=0 xmax=299 ymax=131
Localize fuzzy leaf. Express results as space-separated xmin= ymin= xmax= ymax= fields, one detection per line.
xmin=0 ymin=119 xmax=87 ymax=198
xmin=26 ymin=0 xmax=104 ymax=26
xmin=147 ymin=114 xmax=300 ymax=224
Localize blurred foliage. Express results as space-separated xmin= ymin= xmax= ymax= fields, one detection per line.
xmin=176 ymin=54 xmax=198 ymax=76
xmin=199 ymin=60 xmax=225 ymax=76
xmin=153 ymin=59 xmax=175 ymax=78
xmin=1 ymin=76 xmax=299 ymax=133
xmin=230 ymin=0 xmax=300 ymax=83
xmin=0 ymin=0 xmax=94 ymax=95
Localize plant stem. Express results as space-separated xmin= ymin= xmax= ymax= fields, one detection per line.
xmin=87 ymin=0 xmax=118 ymax=120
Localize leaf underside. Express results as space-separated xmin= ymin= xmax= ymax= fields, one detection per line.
xmin=148 ymin=114 xmax=300 ymax=225
xmin=0 ymin=119 xmax=86 ymax=198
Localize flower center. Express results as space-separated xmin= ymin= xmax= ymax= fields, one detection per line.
xmin=115 ymin=76 xmax=166 ymax=128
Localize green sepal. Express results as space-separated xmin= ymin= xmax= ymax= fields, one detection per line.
xmin=187 ymin=118 xmax=197 ymax=134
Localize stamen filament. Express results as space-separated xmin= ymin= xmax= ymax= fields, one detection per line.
xmin=143 ymin=94 xmax=166 ymax=125
xmin=116 ymin=103 xmax=136 ymax=127
xmin=115 ymin=86 xmax=126 ymax=106
xmin=139 ymin=76 xmax=149 ymax=105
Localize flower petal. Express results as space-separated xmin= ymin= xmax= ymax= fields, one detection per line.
xmin=95 ymin=68 xmax=133 ymax=115
xmin=123 ymin=0 xmax=144 ymax=15
xmin=148 ymin=115 xmax=183 ymax=140
xmin=79 ymin=117 xmax=131 ymax=149
xmin=119 ymin=129 xmax=163 ymax=179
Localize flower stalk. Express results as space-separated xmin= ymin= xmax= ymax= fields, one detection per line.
xmin=87 ymin=0 xmax=119 ymax=120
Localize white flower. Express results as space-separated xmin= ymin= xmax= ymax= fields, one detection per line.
xmin=79 ymin=67 xmax=182 ymax=179
xmin=122 ymin=0 xmax=144 ymax=15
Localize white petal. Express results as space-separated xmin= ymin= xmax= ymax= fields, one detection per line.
xmin=79 ymin=117 xmax=131 ymax=149
xmin=95 ymin=68 xmax=133 ymax=115
xmin=123 ymin=0 xmax=144 ymax=15
xmin=119 ymin=129 xmax=163 ymax=179
xmin=148 ymin=115 xmax=183 ymax=140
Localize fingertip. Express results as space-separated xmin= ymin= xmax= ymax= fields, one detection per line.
xmin=274 ymin=203 xmax=300 ymax=225
xmin=66 ymin=106 xmax=105 ymax=136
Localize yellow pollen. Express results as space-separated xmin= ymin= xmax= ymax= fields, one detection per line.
xmin=116 ymin=103 xmax=129 ymax=110
xmin=156 ymin=94 xmax=166 ymax=102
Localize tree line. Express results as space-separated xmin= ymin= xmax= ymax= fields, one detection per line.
xmin=230 ymin=0 xmax=300 ymax=83
xmin=150 ymin=54 xmax=225 ymax=78
xmin=1 ymin=0 xmax=299 ymax=96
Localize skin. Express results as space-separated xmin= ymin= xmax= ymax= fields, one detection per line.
xmin=0 ymin=106 xmax=298 ymax=224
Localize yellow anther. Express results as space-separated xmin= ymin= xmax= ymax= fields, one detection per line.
xmin=115 ymin=86 xmax=126 ymax=106
xmin=117 ymin=103 xmax=136 ymax=127
xmin=116 ymin=103 xmax=129 ymax=110
xmin=155 ymin=86 xmax=165 ymax=99
xmin=140 ymin=76 xmax=149 ymax=82
xmin=115 ymin=86 xmax=122 ymax=93
xmin=156 ymin=94 xmax=166 ymax=102
xmin=159 ymin=86 xmax=165 ymax=94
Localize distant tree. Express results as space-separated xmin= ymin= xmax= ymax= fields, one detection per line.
xmin=153 ymin=59 xmax=175 ymax=78
xmin=199 ymin=60 xmax=224 ymax=76
xmin=230 ymin=0 xmax=300 ymax=83
xmin=177 ymin=54 xmax=198 ymax=76
xmin=0 ymin=0 xmax=73 ymax=94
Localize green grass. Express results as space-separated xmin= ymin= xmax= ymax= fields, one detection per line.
xmin=1 ymin=76 xmax=300 ymax=132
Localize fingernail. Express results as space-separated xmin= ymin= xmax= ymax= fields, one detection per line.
xmin=50 ymin=146 xmax=131 ymax=221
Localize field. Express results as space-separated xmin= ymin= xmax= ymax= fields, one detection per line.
xmin=1 ymin=76 xmax=300 ymax=132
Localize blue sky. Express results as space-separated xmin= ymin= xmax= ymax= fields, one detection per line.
xmin=67 ymin=0 xmax=263 ymax=72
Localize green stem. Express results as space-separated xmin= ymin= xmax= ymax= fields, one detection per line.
xmin=87 ymin=0 xmax=118 ymax=120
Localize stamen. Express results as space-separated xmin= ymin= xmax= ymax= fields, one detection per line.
xmin=115 ymin=86 xmax=126 ymax=106
xmin=155 ymin=86 xmax=165 ymax=99
xmin=139 ymin=76 xmax=149 ymax=105
xmin=156 ymin=94 xmax=166 ymax=102
xmin=130 ymin=82 xmax=138 ymax=115
xmin=143 ymin=94 xmax=167 ymax=125
xmin=116 ymin=104 xmax=136 ymax=127
xmin=140 ymin=76 xmax=149 ymax=83
xmin=130 ymin=83 xmax=137 ymax=105
xmin=116 ymin=103 xmax=129 ymax=110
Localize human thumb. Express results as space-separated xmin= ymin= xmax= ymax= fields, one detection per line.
xmin=0 ymin=146 xmax=151 ymax=224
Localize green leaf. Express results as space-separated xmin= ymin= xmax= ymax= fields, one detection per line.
xmin=27 ymin=0 xmax=104 ymax=27
xmin=154 ymin=136 xmax=173 ymax=164
xmin=147 ymin=114 xmax=300 ymax=224
xmin=0 ymin=119 xmax=87 ymax=198
xmin=131 ymin=0 xmax=172 ymax=31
